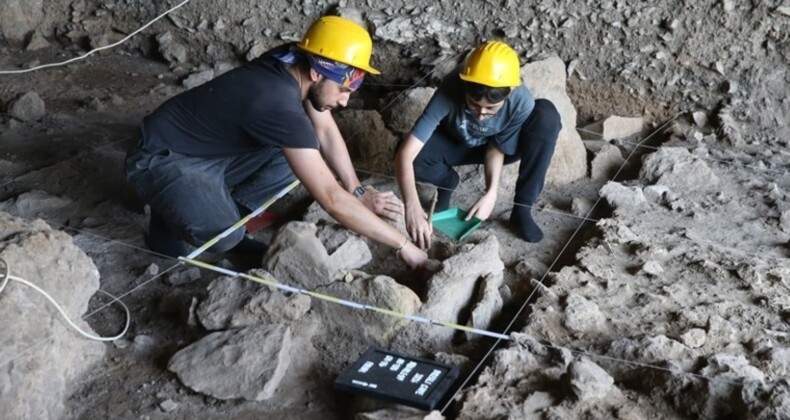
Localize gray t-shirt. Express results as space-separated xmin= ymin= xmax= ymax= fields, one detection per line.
xmin=410 ymin=70 xmax=535 ymax=155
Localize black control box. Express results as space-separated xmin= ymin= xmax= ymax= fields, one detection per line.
xmin=334 ymin=347 xmax=459 ymax=411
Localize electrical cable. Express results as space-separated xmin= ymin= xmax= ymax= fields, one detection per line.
xmin=0 ymin=0 xmax=194 ymax=75
xmin=0 ymin=257 xmax=129 ymax=342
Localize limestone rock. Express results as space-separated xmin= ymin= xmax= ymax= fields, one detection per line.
xmin=590 ymin=143 xmax=626 ymax=180
xmin=567 ymin=358 xmax=615 ymax=401
xmin=680 ymin=328 xmax=706 ymax=349
xmin=182 ymin=69 xmax=214 ymax=89
xmin=168 ymin=324 xmax=292 ymax=401
xmin=520 ymin=55 xmax=587 ymax=185
xmin=581 ymin=116 xmax=645 ymax=141
xmin=640 ymin=147 xmax=720 ymax=193
xmin=25 ymin=30 xmax=49 ymax=51
xmin=466 ymin=272 xmax=504 ymax=341
xmin=0 ymin=212 xmax=105 ymax=419
xmin=599 ymin=181 xmax=647 ymax=211
xmin=317 ymin=273 xmax=421 ymax=344
xmin=8 ymin=92 xmax=46 ymax=122
xmin=564 ymin=294 xmax=606 ymax=334
xmin=394 ymin=235 xmax=504 ymax=351
xmin=571 ymin=197 xmax=595 ymax=217
xmin=197 ymin=272 xmax=311 ymax=330
xmin=157 ymin=31 xmax=188 ymax=66
xmin=265 ymin=222 xmax=371 ymax=289
xmin=0 ymin=190 xmax=70 ymax=218
xmin=0 ymin=0 xmax=43 ymax=44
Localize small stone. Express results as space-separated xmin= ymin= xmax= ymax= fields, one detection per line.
xmin=681 ymin=328 xmax=706 ymax=348
xmin=166 ymin=266 xmax=202 ymax=286
xmin=641 ymin=260 xmax=664 ymax=276
xmin=159 ymin=399 xmax=178 ymax=413
xmin=113 ymin=338 xmax=130 ymax=349
xmin=692 ymin=111 xmax=708 ymax=127
xmin=8 ymin=92 xmax=46 ymax=122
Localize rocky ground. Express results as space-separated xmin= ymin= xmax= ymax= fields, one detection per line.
xmin=0 ymin=0 xmax=788 ymax=419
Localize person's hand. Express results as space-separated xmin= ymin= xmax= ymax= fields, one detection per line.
xmin=359 ymin=188 xmax=404 ymax=222
xmin=466 ymin=191 xmax=497 ymax=221
xmin=397 ymin=241 xmax=428 ymax=269
xmin=405 ymin=202 xmax=433 ymax=249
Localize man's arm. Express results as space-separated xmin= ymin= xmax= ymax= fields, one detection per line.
xmin=282 ymin=146 xmax=427 ymax=268
xmin=466 ymin=142 xmax=505 ymax=221
xmin=304 ymin=100 xmax=403 ymax=221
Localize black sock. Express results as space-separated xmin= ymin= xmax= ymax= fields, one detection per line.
xmin=146 ymin=211 xmax=189 ymax=258
xmin=510 ymin=207 xmax=543 ymax=243
xmin=227 ymin=236 xmax=268 ymax=271
xmin=435 ymin=188 xmax=452 ymax=212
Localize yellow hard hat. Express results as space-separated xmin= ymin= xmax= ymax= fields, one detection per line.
xmin=296 ymin=16 xmax=381 ymax=75
xmin=459 ymin=41 xmax=521 ymax=87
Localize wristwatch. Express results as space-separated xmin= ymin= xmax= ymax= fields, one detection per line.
xmin=352 ymin=186 xmax=366 ymax=197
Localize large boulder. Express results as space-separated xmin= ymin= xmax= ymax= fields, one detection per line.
xmin=264 ymin=222 xmax=372 ymax=289
xmin=392 ymin=235 xmax=504 ymax=352
xmin=315 ymin=273 xmax=421 ymax=344
xmin=168 ymin=324 xmax=292 ymax=401
xmin=520 ymin=55 xmax=588 ymax=185
xmin=0 ymin=212 xmax=105 ymax=419
xmin=0 ymin=0 xmax=43 ymax=44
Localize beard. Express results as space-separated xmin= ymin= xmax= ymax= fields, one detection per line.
xmin=307 ymin=79 xmax=332 ymax=111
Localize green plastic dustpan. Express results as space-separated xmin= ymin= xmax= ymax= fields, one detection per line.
xmin=431 ymin=207 xmax=482 ymax=241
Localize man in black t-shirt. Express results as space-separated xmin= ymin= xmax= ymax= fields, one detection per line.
xmin=125 ymin=16 xmax=427 ymax=269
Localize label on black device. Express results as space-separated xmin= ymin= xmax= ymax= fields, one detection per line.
xmin=334 ymin=347 xmax=459 ymax=411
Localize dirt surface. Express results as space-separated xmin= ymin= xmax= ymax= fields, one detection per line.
xmin=0 ymin=0 xmax=788 ymax=419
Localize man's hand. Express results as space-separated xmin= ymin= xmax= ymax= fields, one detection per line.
xmin=397 ymin=241 xmax=429 ymax=269
xmin=405 ymin=202 xmax=433 ymax=249
xmin=358 ymin=187 xmax=404 ymax=222
xmin=466 ymin=191 xmax=497 ymax=221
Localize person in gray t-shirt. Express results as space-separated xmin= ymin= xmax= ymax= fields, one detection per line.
xmin=395 ymin=41 xmax=562 ymax=249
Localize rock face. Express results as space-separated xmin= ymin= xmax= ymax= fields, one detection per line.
xmin=8 ymin=92 xmax=46 ymax=122
xmin=334 ymin=109 xmax=400 ymax=175
xmin=0 ymin=212 xmax=105 ymax=419
xmin=168 ymin=324 xmax=292 ymax=401
xmin=380 ymin=87 xmax=436 ymax=136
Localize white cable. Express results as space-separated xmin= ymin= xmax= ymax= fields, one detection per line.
xmin=0 ymin=257 xmax=129 ymax=342
xmin=0 ymin=0 xmax=194 ymax=75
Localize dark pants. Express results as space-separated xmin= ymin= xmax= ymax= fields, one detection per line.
xmin=125 ymin=145 xmax=295 ymax=252
xmin=413 ymin=99 xmax=561 ymax=208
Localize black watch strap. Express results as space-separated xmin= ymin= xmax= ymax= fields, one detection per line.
xmin=353 ymin=186 xmax=366 ymax=197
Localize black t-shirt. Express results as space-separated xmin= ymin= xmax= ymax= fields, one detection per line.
xmin=140 ymin=45 xmax=319 ymax=157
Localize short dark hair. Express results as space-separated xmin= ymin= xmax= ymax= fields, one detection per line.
xmin=462 ymin=81 xmax=511 ymax=103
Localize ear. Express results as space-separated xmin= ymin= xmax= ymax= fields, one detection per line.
xmin=308 ymin=67 xmax=323 ymax=83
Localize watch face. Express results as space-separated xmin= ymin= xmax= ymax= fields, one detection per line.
xmin=354 ymin=186 xmax=366 ymax=197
